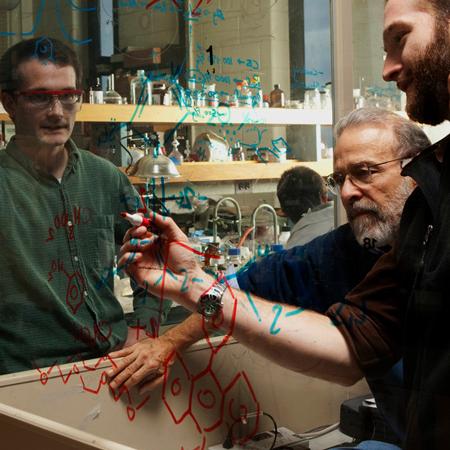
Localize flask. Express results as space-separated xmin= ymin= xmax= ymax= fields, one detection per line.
xmin=88 ymin=86 xmax=94 ymax=104
xmin=104 ymin=74 xmax=122 ymax=104
xmin=169 ymin=133 xmax=183 ymax=165
xmin=232 ymin=140 xmax=245 ymax=161
xmin=93 ymin=77 xmax=104 ymax=104
xmin=185 ymin=140 xmax=192 ymax=161
xmin=130 ymin=69 xmax=152 ymax=105
xmin=269 ymin=84 xmax=285 ymax=108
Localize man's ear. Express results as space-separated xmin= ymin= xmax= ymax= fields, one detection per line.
xmin=1 ymin=91 xmax=16 ymax=121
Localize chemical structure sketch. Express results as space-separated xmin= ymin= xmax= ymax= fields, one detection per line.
xmin=37 ymin=238 xmax=261 ymax=449
xmin=0 ymin=0 xmax=96 ymax=45
xmin=47 ymin=258 xmax=86 ymax=314
xmin=33 ymin=36 xmax=55 ymax=64
xmin=133 ymin=238 xmax=260 ymax=448
xmin=44 ymin=206 xmax=94 ymax=244
xmin=35 ymin=355 xmax=151 ymax=422
xmin=162 ymin=349 xmax=260 ymax=448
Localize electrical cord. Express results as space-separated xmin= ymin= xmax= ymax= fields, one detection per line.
xmin=222 ymin=411 xmax=278 ymax=449
xmin=293 ymin=422 xmax=339 ymax=440
xmin=120 ymin=141 xmax=134 ymax=168
xmin=264 ymin=412 xmax=278 ymax=450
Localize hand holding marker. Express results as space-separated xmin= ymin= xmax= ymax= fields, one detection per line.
xmin=121 ymin=212 xmax=152 ymax=227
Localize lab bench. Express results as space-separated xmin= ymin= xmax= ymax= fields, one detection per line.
xmin=0 ymin=337 xmax=369 ymax=449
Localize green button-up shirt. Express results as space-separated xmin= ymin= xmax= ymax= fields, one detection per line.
xmin=0 ymin=138 xmax=170 ymax=374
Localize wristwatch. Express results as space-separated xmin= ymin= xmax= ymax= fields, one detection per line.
xmin=197 ymin=275 xmax=227 ymax=320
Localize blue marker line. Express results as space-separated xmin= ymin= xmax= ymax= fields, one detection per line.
xmin=285 ymin=307 xmax=304 ymax=317
xmin=153 ymin=274 xmax=163 ymax=287
xmin=270 ymin=304 xmax=283 ymax=335
xmin=0 ymin=0 xmax=45 ymax=36
xmin=245 ymin=292 xmax=262 ymax=323
xmin=192 ymin=278 xmax=203 ymax=283
xmin=165 ymin=268 xmax=177 ymax=280
xmin=126 ymin=251 xmax=136 ymax=264
xmin=56 ymin=0 xmax=92 ymax=45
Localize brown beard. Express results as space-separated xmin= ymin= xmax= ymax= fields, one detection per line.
xmin=406 ymin=19 xmax=450 ymax=125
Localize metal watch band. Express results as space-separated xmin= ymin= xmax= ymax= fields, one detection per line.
xmin=197 ymin=274 xmax=227 ymax=319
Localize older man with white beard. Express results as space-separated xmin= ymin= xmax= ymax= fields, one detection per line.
xmin=109 ymin=107 xmax=429 ymax=445
xmin=116 ymin=0 xmax=450 ymax=446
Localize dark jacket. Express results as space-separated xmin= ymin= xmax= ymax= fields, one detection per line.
xmin=237 ymin=224 xmax=403 ymax=442
xmin=327 ymin=134 xmax=450 ymax=449
xmin=237 ymin=223 xmax=380 ymax=312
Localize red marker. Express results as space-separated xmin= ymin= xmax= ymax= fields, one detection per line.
xmin=121 ymin=212 xmax=152 ymax=227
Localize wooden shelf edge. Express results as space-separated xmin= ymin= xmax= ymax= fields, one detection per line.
xmin=0 ymin=104 xmax=332 ymax=126
xmin=120 ymin=160 xmax=333 ymax=184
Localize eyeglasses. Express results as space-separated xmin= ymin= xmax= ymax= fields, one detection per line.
xmin=326 ymin=154 xmax=415 ymax=195
xmin=15 ymin=89 xmax=83 ymax=108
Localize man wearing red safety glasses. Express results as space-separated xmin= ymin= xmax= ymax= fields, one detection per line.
xmin=0 ymin=37 xmax=170 ymax=374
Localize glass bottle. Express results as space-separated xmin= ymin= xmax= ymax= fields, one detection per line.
xmin=169 ymin=133 xmax=183 ymax=165
xmin=184 ymin=140 xmax=192 ymax=162
xmin=93 ymin=77 xmax=104 ymax=104
xmin=104 ymin=74 xmax=122 ymax=104
xmin=130 ymin=69 xmax=152 ymax=105
xmin=232 ymin=140 xmax=245 ymax=161
xmin=270 ymin=84 xmax=285 ymax=108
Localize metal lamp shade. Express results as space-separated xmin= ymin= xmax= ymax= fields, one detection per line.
xmin=129 ymin=151 xmax=180 ymax=179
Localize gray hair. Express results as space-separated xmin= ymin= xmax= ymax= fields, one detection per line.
xmin=335 ymin=107 xmax=431 ymax=159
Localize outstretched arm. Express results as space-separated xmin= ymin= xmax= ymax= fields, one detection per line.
xmin=117 ymin=214 xmax=363 ymax=386
xmin=108 ymin=313 xmax=205 ymax=393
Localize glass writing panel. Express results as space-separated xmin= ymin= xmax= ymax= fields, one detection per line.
xmin=0 ymin=4 xmax=382 ymax=450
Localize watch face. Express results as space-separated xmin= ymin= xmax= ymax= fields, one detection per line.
xmin=198 ymin=280 xmax=226 ymax=319
xmin=198 ymin=294 xmax=221 ymax=319
xmin=203 ymin=300 xmax=219 ymax=318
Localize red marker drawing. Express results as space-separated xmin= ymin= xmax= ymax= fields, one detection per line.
xmin=121 ymin=212 xmax=152 ymax=227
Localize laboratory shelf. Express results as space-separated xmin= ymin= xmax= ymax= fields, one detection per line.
xmin=121 ymin=159 xmax=333 ymax=184
xmin=0 ymin=103 xmax=332 ymax=126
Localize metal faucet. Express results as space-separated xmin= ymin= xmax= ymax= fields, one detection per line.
xmin=251 ymin=204 xmax=279 ymax=256
xmin=212 ymin=197 xmax=242 ymax=243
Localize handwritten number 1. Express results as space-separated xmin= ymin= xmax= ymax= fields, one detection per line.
xmin=206 ymin=45 xmax=213 ymax=66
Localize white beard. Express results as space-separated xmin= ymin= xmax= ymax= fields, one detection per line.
xmin=349 ymin=180 xmax=413 ymax=248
